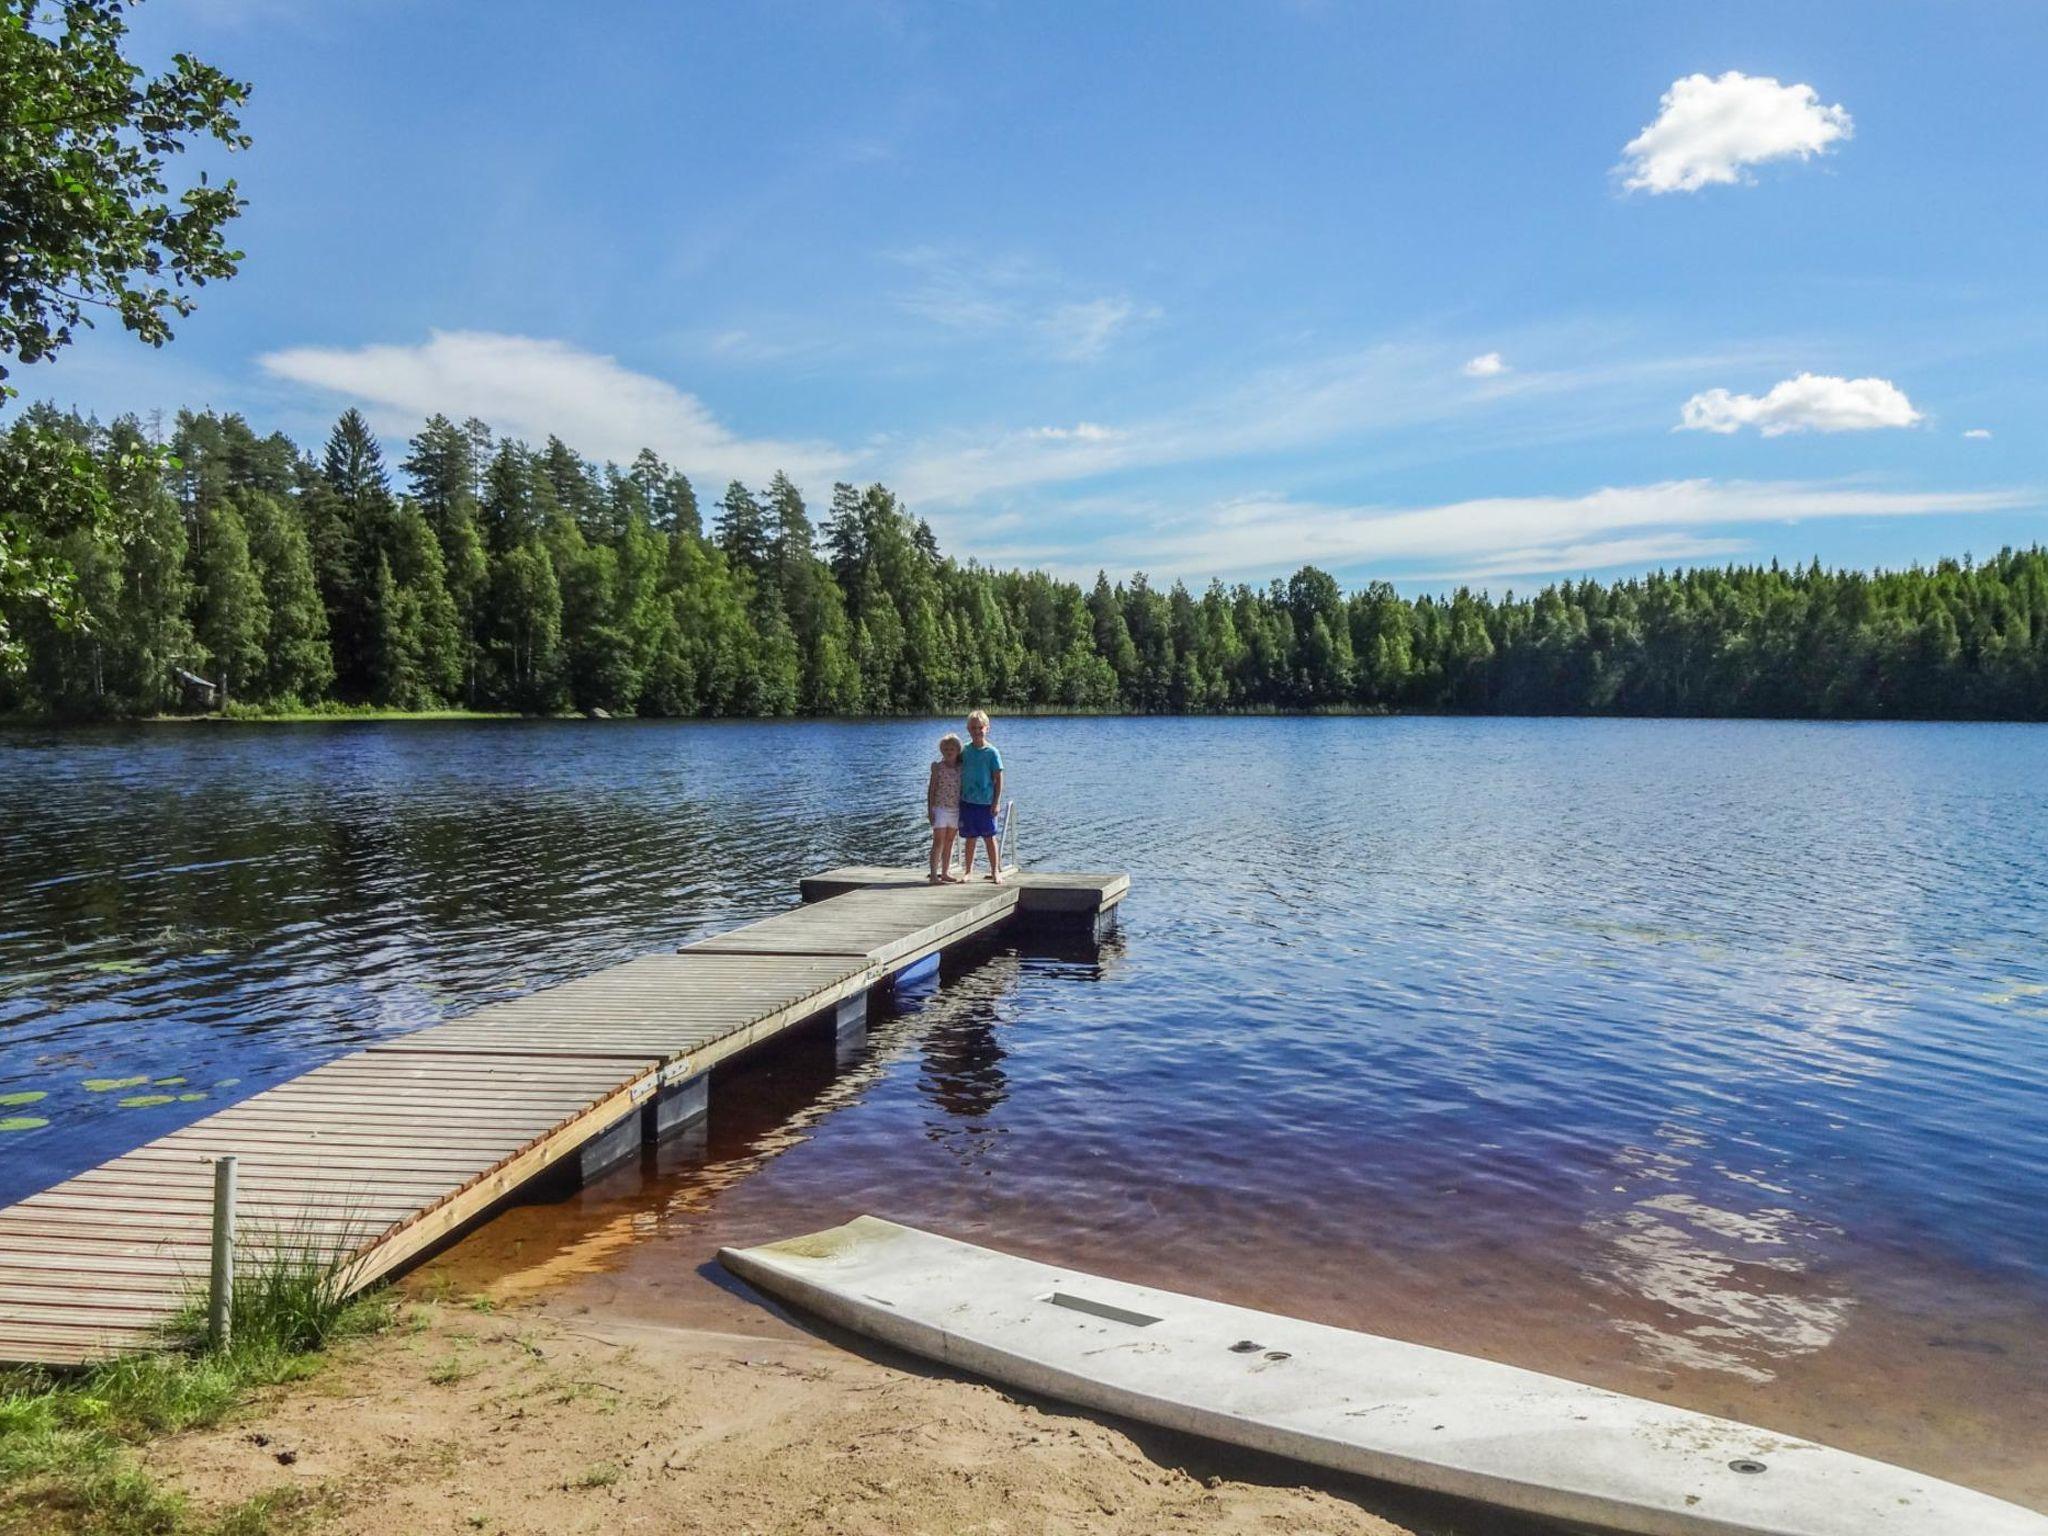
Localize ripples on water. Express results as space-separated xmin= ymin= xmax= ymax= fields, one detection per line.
xmin=4 ymin=717 xmax=2046 ymax=1500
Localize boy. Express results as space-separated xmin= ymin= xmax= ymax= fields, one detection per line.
xmin=956 ymin=709 xmax=1005 ymax=883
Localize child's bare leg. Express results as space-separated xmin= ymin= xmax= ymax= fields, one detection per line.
xmin=928 ymin=828 xmax=944 ymax=881
xmin=961 ymin=835 xmax=980 ymax=879
xmin=938 ymin=827 xmax=960 ymax=880
xmin=984 ymin=837 xmax=1004 ymax=881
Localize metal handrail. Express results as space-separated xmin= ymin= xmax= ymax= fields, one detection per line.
xmin=998 ymin=798 xmax=1018 ymax=872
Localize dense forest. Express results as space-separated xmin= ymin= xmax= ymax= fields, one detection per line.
xmin=1 ymin=403 xmax=2043 ymax=721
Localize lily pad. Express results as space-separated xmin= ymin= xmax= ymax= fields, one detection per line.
xmin=152 ymin=1076 xmax=187 ymax=1086
xmin=176 ymin=1092 xmax=206 ymax=1103
xmin=82 ymin=1076 xmax=149 ymax=1093
xmin=85 ymin=960 xmax=148 ymax=976
xmin=0 ymin=1116 xmax=50 ymax=1132
xmin=117 ymin=1094 xmax=175 ymax=1108
xmin=213 ymin=1078 xmax=240 ymax=1089
xmin=0 ymin=1090 xmax=48 ymax=1108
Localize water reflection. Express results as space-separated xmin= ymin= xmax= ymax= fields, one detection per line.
xmin=918 ymin=956 xmax=1016 ymax=1156
xmin=423 ymin=951 xmax=1037 ymax=1302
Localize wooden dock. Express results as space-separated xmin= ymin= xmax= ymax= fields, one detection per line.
xmin=0 ymin=869 xmax=1125 ymax=1367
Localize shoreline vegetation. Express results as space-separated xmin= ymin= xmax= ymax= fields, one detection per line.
xmin=0 ymin=1245 xmax=391 ymax=1536
xmin=1 ymin=405 xmax=2042 ymax=726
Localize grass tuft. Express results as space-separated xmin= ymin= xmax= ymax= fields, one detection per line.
xmin=0 ymin=1230 xmax=389 ymax=1535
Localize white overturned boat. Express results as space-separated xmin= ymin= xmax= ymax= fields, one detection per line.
xmin=720 ymin=1216 xmax=2047 ymax=1536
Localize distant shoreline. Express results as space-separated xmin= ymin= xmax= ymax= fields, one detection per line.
xmin=7 ymin=704 xmax=2047 ymax=727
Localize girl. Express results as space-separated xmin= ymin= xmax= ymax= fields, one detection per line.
xmin=927 ymin=732 xmax=964 ymax=883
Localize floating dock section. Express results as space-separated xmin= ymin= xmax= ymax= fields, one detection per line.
xmin=0 ymin=869 xmax=1125 ymax=1366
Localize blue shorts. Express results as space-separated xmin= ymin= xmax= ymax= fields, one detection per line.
xmin=960 ymin=801 xmax=999 ymax=839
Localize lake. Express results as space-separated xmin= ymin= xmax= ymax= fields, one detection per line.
xmin=3 ymin=716 xmax=2045 ymax=1504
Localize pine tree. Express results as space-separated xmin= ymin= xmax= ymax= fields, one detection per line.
xmin=714 ymin=481 xmax=771 ymax=574
xmin=403 ymin=414 xmax=478 ymax=535
xmin=821 ymin=481 xmax=865 ymax=593
xmin=319 ymin=409 xmax=396 ymax=698
xmin=630 ymin=449 xmax=698 ymax=536
xmin=322 ymin=409 xmax=394 ymax=520
xmin=542 ymin=436 xmax=603 ymax=539
xmin=766 ymin=472 xmax=814 ymax=596
xmin=482 ymin=440 xmax=538 ymax=554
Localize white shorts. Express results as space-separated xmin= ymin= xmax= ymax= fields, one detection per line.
xmin=931 ymin=806 xmax=960 ymax=831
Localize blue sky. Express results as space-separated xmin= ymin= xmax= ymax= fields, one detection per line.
xmin=28 ymin=0 xmax=2048 ymax=591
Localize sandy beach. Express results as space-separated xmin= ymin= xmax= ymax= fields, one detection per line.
xmin=141 ymin=1290 xmax=1502 ymax=1536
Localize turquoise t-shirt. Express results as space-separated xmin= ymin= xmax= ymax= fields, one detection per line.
xmin=959 ymin=742 xmax=1002 ymax=805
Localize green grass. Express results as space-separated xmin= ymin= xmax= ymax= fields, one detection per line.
xmin=0 ymin=1237 xmax=391 ymax=1536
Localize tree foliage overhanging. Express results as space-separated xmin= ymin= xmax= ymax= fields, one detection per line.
xmin=1 ymin=403 xmax=2043 ymax=721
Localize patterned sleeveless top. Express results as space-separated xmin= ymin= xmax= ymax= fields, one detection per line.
xmin=930 ymin=759 xmax=962 ymax=810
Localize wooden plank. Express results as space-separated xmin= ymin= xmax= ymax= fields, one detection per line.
xmin=800 ymin=866 xmax=1128 ymax=914
xmin=378 ymin=952 xmax=874 ymax=1059
xmin=687 ymin=884 xmax=1018 ymax=970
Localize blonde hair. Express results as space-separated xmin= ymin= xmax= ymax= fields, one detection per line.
xmin=937 ymin=732 xmax=962 ymax=759
xmin=967 ymin=709 xmax=991 ymax=731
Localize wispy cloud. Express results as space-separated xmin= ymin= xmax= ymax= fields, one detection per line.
xmin=1463 ymin=351 xmax=1509 ymax=378
xmin=896 ymin=337 xmax=1784 ymax=505
xmin=995 ymin=479 xmax=2036 ymax=586
xmin=260 ymin=330 xmax=855 ymax=483
xmin=1678 ymin=373 xmax=1921 ymax=436
xmin=1040 ymin=297 xmax=1154 ymax=362
xmin=1027 ymin=422 xmax=1121 ymax=442
xmin=1620 ymin=72 xmax=1852 ymax=195
xmin=1964 ymin=428 xmax=1994 ymax=440
xmin=890 ymin=247 xmax=1156 ymax=361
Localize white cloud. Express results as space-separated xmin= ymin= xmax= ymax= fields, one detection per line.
xmin=1002 ymin=479 xmax=2034 ymax=586
xmin=1434 ymin=535 xmax=1751 ymax=581
xmin=259 ymin=330 xmax=854 ymax=484
xmin=1028 ymin=422 xmax=1120 ymax=442
xmin=1463 ymin=352 xmax=1508 ymax=378
xmin=1964 ymin=428 xmax=1993 ymax=440
xmin=1620 ymin=72 xmax=1852 ymax=194
xmin=1678 ymin=374 xmax=1921 ymax=436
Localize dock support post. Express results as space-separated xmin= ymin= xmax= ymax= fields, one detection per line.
xmin=577 ymin=1109 xmax=643 ymax=1184
xmin=208 ymin=1155 xmax=237 ymax=1350
xmin=833 ymin=989 xmax=870 ymax=1067
xmin=644 ymin=1069 xmax=709 ymax=1143
xmin=890 ymin=951 xmax=940 ymax=990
